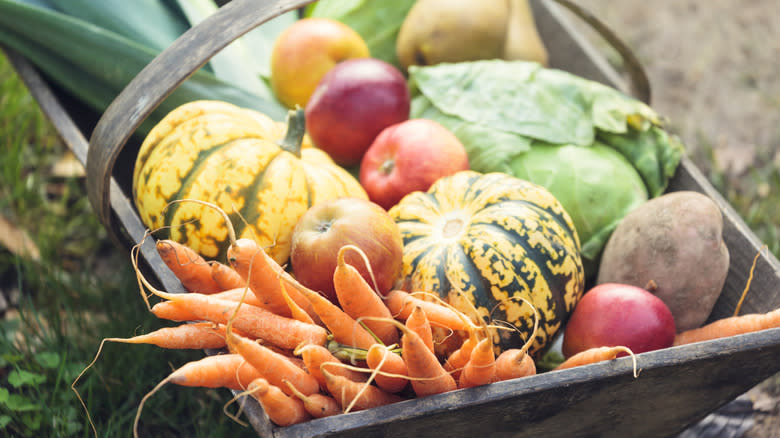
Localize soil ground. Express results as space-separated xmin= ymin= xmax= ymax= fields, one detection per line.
xmin=572 ymin=1 xmax=779 ymax=437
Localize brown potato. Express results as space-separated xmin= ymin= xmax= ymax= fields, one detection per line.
xmin=596 ymin=191 xmax=729 ymax=332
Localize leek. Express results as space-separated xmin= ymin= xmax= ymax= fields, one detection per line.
xmin=47 ymin=0 xmax=190 ymax=53
xmin=0 ymin=0 xmax=288 ymax=134
xmin=172 ymin=0 xmax=275 ymax=99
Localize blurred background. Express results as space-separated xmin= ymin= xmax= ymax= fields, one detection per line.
xmin=0 ymin=0 xmax=777 ymax=436
xmin=575 ymin=1 xmax=779 ymax=436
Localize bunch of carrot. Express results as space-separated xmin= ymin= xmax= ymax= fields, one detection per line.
xmin=79 ymin=229 xmax=552 ymax=435
xmin=74 ymin=209 xmax=780 ymax=436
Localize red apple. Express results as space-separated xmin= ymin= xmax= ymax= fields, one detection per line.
xmin=269 ymin=18 xmax=370 ymax=109
xmin=290 ymin=197 xmax=404 ymax=303
xmin=304 ymin=58 xmax=411 ymax=167
xmin=562 ymin=283 xmax=676 ymax=358
xmin=359 ymin=119 xmax=470 ymax=210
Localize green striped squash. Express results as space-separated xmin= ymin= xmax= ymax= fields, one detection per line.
xmin=388 ymin=170 xmax=585 ymax=355
xmin=132 ymin=100 xmax=367 ymax=265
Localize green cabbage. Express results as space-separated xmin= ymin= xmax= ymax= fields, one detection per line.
xmin=509 ymin=143 xmax=648 ymax=273
xmin=408 ymin=60 xmax=685 ymax=274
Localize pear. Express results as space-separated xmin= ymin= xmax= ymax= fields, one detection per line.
xmin=503 ymin=0 xmax=549 ymax=66
xmin=396 ymin=0 xmax=549 ymax=71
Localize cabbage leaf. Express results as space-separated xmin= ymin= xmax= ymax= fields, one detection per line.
xmin=408 ymin=60 xmax=685 ymax=271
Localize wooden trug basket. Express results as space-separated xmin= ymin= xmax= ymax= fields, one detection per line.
xmin=6 ymin=0 xmax=779 ymax=437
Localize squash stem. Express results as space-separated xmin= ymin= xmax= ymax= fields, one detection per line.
xmin=276 ymin=108 xmax=306 ymax=157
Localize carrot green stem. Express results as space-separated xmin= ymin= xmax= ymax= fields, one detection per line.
xmin=327 ymin=340 xmax=401 ymax=361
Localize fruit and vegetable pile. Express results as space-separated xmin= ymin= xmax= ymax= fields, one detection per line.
xmin=9 ymin=0 xmax=776 ymax=433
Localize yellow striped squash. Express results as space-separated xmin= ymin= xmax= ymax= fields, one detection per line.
xmin=132 ymin=100 xmax=367 ymax=265
xmin=388 ymin=170 xmax=584 ymax=355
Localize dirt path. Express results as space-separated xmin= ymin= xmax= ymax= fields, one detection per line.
xmin=575 ymin=0 xmax=779 ymax=177
xmin=570 ymin=1 xmax=779 ymax=437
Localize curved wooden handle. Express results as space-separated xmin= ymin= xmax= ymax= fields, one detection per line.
xmin=86 ymin=0 xmax=313 ymax=230
xmin=549 ymin=0 xmax=651 ymax=104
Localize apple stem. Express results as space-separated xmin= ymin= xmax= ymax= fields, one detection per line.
xmin=276 ymin=108 xmax=306 ymax=157
xmin=380 ymin=158 xmax=395 ymax=175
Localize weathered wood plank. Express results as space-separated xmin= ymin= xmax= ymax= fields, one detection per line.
xmin=667 ymin=158 xmax=780 ymax=319
xmin=274 ymin=328 xmax=780 ymax=438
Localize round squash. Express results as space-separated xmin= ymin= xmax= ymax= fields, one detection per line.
xmin=132 ymin=100 xmax=367 ymax=265
xmin=388 ymin=170 xmax=585 ymax=355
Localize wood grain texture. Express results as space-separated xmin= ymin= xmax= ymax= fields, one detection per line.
xmin=667 ymin=158 xmax=780 ymax=319
xmin=272 ymin=329 xmax=780 ymax=438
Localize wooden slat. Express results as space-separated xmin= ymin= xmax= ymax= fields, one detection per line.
xmin=275 ymin=328 xmax=780 ymax=438
xmin=3 ymin=46 xmax=89 ymax=165
xmin=668 ymin=158 xmax=780 ymax=319
xmin=533 ymin=0 xmax=631 ymax=96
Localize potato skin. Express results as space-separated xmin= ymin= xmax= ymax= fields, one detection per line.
xmin=596 ymin=191 xmax=729 ymax=332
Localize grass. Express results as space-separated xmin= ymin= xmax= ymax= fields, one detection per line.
xmin=0 ymin=47 xmax=779 ymax=438
xmin=0 ymin=53 xmax=253 ymax=437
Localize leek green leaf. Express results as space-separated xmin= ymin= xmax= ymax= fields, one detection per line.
xmin=0 ymin=0 xmax=287 ymax=136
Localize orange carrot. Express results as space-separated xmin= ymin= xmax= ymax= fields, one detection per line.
xmin=333 ymin=245 xmax=399 ymax=346
xmin=295 ymin=283 xmax=378 ymax=350
xmin=247 ymin=378 xmax=311 ymax=427
xmin=398 ymin=320 xmax=457 ymax=397
xmin=555 ymin=346 xmax=638 ymax=377
xmin=321 ymin=368 xmax=404 ymax=412
xmin=495 ymin=297 xmax=538 ymax=381
xmin=385 ymin=289 xmax=471 ymax=333
xmin=295 ymin=344 xmax=367 ymax=391
xmin=443 ymin=331 xmax=479 ymax=380
xmin=278 ymin=277 xmax=316 ymax=325
xmin=150 ymin=292 xmax=328 ymax=350
xmin=209 ymin=287 xmax=264 ymax=307
xmin=104 ymin=322 xmax=229 ymax=349
xmin=405 ymin=305 xmax=434 ymax=354
xmin=150 ymin=299 xmax=200 ymax=322
xmin=71 ymin=324 xmax=246 ymax=437
xmin=167 ymin=353 xmax=264 ymax=390
xmin=227 ymin=238 xmax=316 ymax=319
xmin=284 ymin=381 xmax=342 ymax=419
xmin=132 ymin=354 xmax=263 ymax=438
xmin=148 ymin=288 xmax=264 ymax=321
xmin=210 ymin=260 xmax=247 ymax=291
xmin=227 ymin=331 xmax=320 ymax=397
xmin=156 ymin=239 xmax=221 ymax=293
xmin=458 ymin=337 xmax=497 ymax=388
xmin=673 ymin=308 xmax=780 ymax=346
xmin=365 ymin=343 xmax=409 ymax=393
xmin=494 ymin=348 xmax=536 ymax=381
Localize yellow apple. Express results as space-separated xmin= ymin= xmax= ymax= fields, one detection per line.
xmin=270 ymin=18 xmax=370 ymax=109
